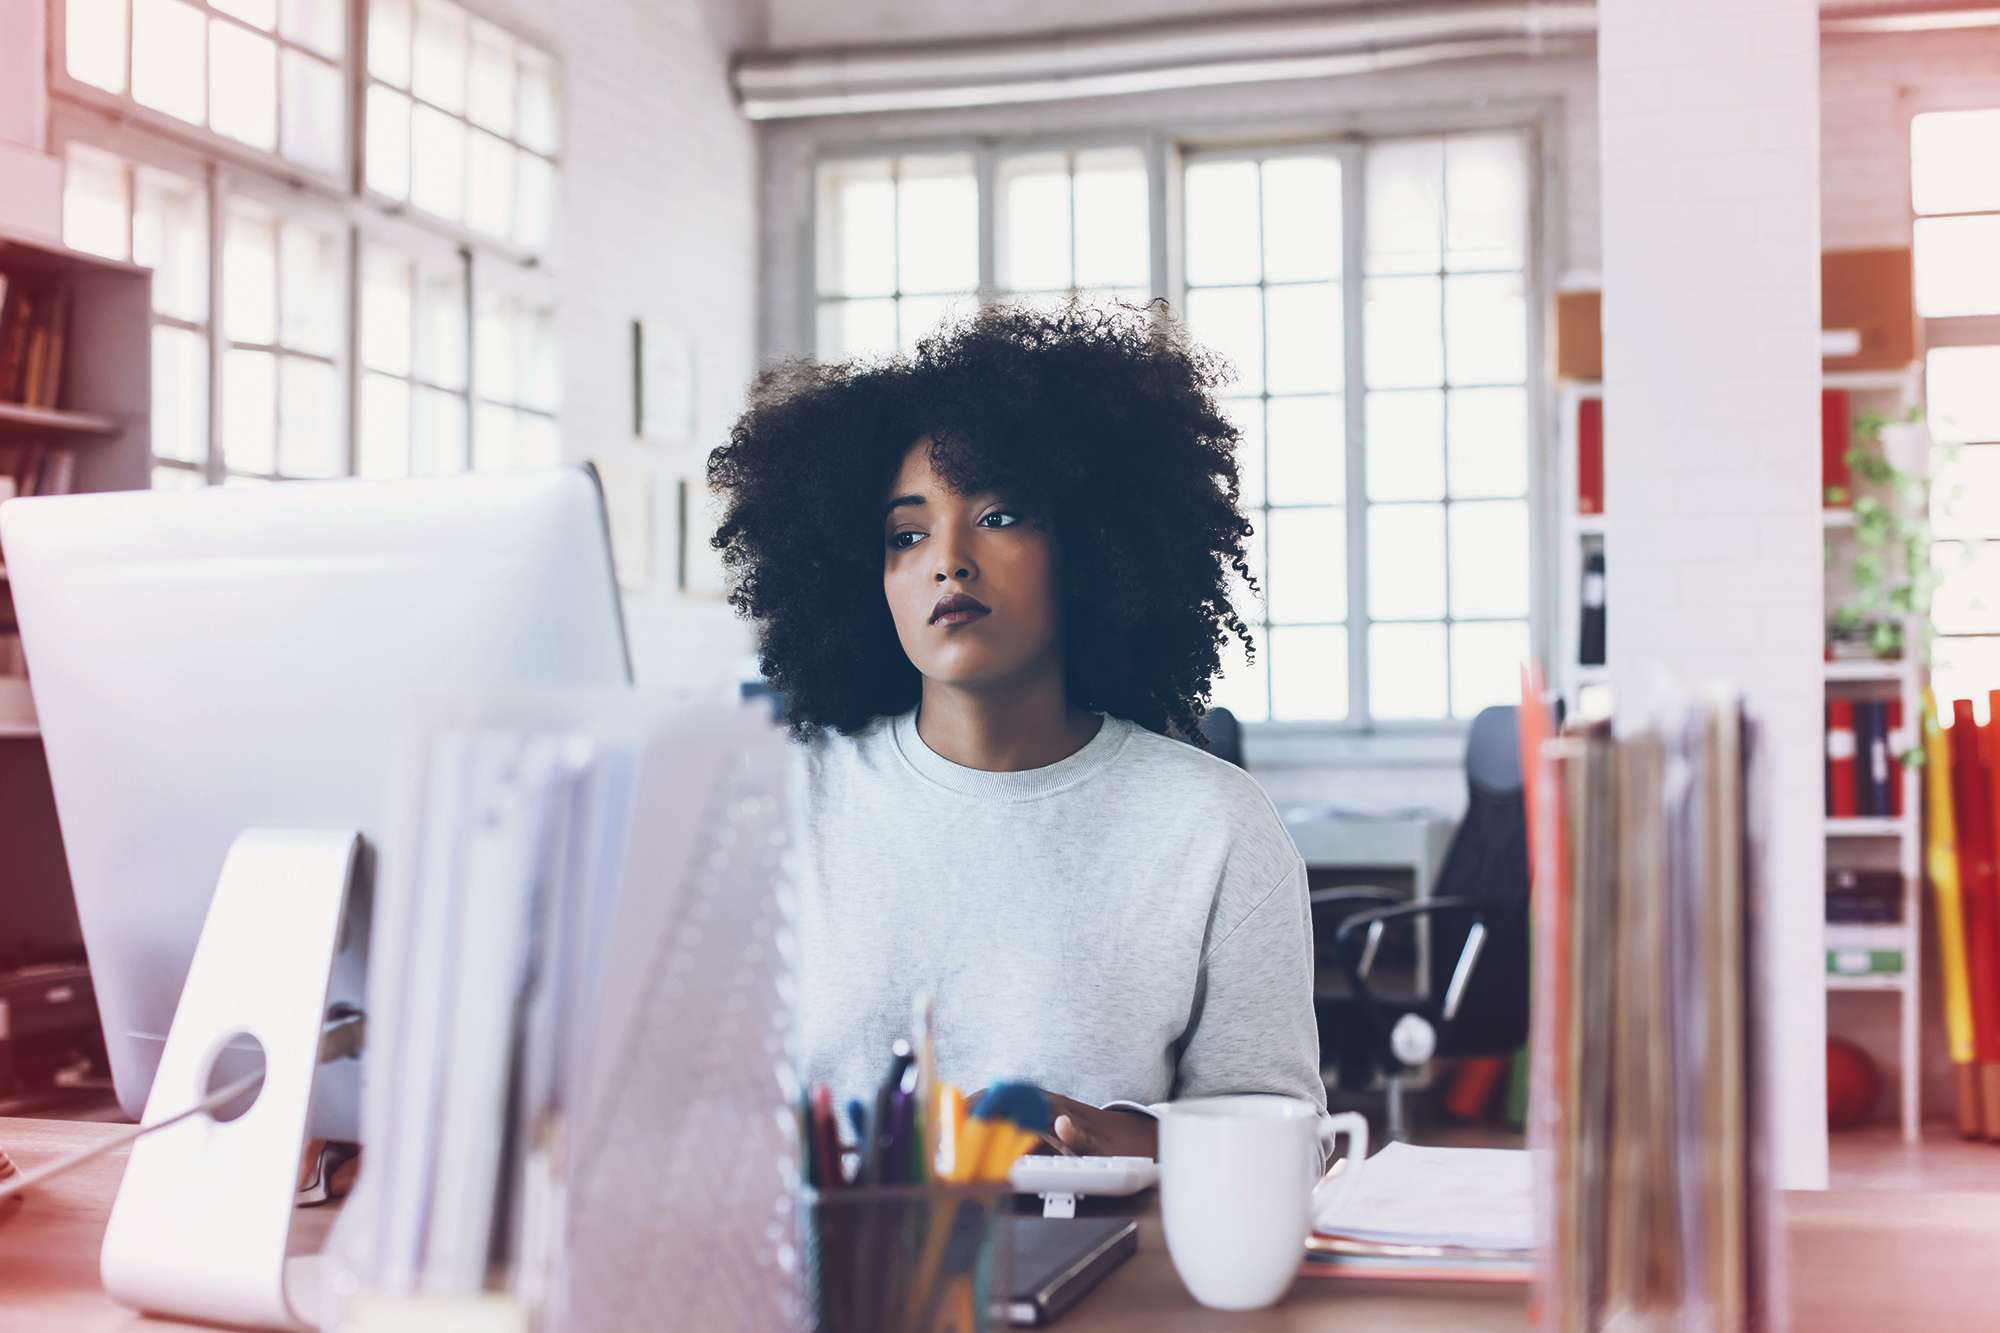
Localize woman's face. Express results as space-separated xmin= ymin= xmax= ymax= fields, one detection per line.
xmin=882 ymin=437 xmax=1062 ymax=690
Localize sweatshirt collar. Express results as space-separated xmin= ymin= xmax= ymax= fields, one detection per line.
xmin=890 ymin=706 xmax=1131 ymax=800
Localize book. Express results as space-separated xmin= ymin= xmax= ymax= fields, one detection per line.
xmin=1852 ymin=701 xmax=1881 ymax=817
xmin=1866 ymin=700 xmax=1893 ymax=817
xmin=1885 ymin=698 xmax=1906 ymax=818
xmin=0 ymin=277 xmax=71 ymax=407
xmin=1822 ymin=388 xmax=1851 ymax=507
xmin=1825 ymin=923 xmax=1905 ymax=976
xmin=1826 ymin=869 xmax=1902 ymax=923
xmin=1577 ymin=397 xmax=1604 ymax=515
xmin=1826 ymin=699 xmax=1857 ymax=817
xmin=1579 ymin=549 xmax=1606 ymax=667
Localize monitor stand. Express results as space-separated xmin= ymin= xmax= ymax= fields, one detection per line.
xmin=100 ymin=828 xmax=362 ymax=1332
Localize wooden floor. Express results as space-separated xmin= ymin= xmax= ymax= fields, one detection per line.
xmin=1830 ymin=1123 xmax=2000 ymax=1191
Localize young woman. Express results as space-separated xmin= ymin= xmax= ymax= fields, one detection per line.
xmin=707 ymin=301 xmax=1323 ymax=1157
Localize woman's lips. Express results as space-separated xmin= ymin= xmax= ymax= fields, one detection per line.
xmin=933 ymin=607 xmax=989 ymax=626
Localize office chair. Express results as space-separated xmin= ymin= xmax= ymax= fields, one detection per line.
xmin=1311 ymin=705 xmax=1531 ymax=1142
xmin=1198 ymin=706 xmax=1245 ymax=768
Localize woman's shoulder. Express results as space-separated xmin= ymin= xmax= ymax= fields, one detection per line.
xmin=1110 ymin=721 xmax=1295 ymax=840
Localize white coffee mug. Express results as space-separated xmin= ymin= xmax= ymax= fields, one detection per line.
xmin=1158 ymin=1095 xmax=1369 ymax=1311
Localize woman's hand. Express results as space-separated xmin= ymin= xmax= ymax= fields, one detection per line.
xmin=966 ymin=1088 xmax=1159 ymax=1159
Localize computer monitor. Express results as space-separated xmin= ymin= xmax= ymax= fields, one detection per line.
xmin=0 ymin=468 xmax=632 ymax=1138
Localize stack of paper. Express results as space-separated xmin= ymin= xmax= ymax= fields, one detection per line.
xmin=1525 ymin=686 xmax=1778 ymax=1331
xmin=1306 ymin=1143 xmax=1533 ymax=1283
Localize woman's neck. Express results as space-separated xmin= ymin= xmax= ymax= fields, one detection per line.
xmin=914 ymin=673 xmax=1102 ymax=772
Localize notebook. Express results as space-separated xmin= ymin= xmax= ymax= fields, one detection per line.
xmin=997 ymin=1216 xmax=1138 ymax=1326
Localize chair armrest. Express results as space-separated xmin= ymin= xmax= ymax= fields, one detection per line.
xmin=1331 ymin=898 xmax=1489 ymax=1034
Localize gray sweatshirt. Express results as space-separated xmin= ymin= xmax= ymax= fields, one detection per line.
xmin=793 ymin=707 xmax=1326 ymax=1118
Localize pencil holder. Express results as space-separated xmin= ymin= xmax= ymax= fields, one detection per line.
xmin=801 ymin=1184 xmax=1015 ymax=1333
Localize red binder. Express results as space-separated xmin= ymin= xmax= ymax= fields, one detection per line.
xmin=1826 ymin=699 xmax=1858 ymax=817
xmin=1948 ymin=700 xmax=2000 ymax=1138
xmin=1577 ymin=397 xmax=1604 ymax=516
xmin=1822 ymin=389 xmax=1852 ymax=507
xmin=1886 ymin=697 xmax=1905 ymax=818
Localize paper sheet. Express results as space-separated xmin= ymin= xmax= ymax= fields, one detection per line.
xmin=1313 ymin=1142 xmax=1534 ymax=1253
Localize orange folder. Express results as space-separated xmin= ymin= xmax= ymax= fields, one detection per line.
xmin=1948 ymin=700 xmax=2000 ymax=1138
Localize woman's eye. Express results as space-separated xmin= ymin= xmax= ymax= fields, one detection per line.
xmin=888 ymin=530 xmax=924 ymax=550
xmin=979 ymin=510 xmax=1020 ymax=528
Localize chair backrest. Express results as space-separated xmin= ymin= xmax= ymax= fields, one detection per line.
xmin=1201 ymin=706 xmax=1246 ymax=768
xmin=1430 ymin=705 xmax=1530 ymax=1054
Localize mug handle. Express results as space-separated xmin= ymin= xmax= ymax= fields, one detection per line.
xmin=1307 ymin=1112 xmax=1370 ymax=1219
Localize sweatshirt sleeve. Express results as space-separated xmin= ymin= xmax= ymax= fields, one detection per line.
xmin=1168 ymin=855 xmax=1327 ymax=1110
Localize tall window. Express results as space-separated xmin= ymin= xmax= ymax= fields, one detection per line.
xmin=54 ymin=0 xmax=562 ymax=488
xmin=808 ymin=131 xmax=1534 ymax=728
xmin=1915 ymin=109 xmax=2000 ymax=713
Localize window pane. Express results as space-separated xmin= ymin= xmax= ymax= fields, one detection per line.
xmin=1211 ymin=623 xmax=1268 ymax=724
xmin=1265 ymin=282 xmax=1341 ymax=395
xmin=133 ymin=0 xmax=207 ymax=125
xmin=416 ymin=264 xmax=467 ymax=389
xmin=1368 ymin=503 xmax=1445 ymax=620
xmin=999 ymin=154 xmax=1071 ymax=292
xmin=1266 ymin=507 xmax=1345 ymax=624
xmin=362 ymin=248 xmax=414 ymax=374
xmin=368 ymin=0 xmax=411 ymax=86
xmin=1447 ymin=386 xmax=1528 ymax=497
xmin=1912 ymin=110 xmax=2000 ymax=218
xmin=281 ymin=49 xmax=343 ymax=173
xmin=1935 ymin=444 xmax=2000 ymax=540
xmin=62 ymin=143 xmax=130 ymax=262
xmin=133 ymin=167 xmax=206 ymax=323
xmin=223 ymin=203 xmax=277 ymax=345
xmin=820 ymin=160 xmax=896 ymax=297
xmin=411 ymin=104 xmax=467 ymax=220
xmin=898 ymin=294 xmax=968 ymax=357
xmin=365 ymin=86 xmax=412 ymax=200
xmin=1270 ymin=625 xmax=1347 ymax=722
xmin=1445 ymin=273 xmax=1525 ymax=384
xmin=152 ymin=465 xmax=206 ymax=490
xmin=515 ymin=150 xmax=555 ymax=252
xmin=1364 ymin=276 xmax=1442 ymax=388
xmin=1184 ymin=160 xmax=1260 ymax=287
xmin=1184 ymin=286 xmax=1264 ymax=397
xmin=210 ymin=21 xmax=278 ymax=151
xmin=358 ymin=372 xmax=412 ymax=478
xmin=1934 ymin=637 xmax=2000 ymax=716
xmin=1073 ymin=149 xmax=1148 ymax=290
xmin=1445 ymin=135 xmax=1526 ymax=272
xmin=1370 ymin=622 xmax=1448 ymax=720
xmin=1222 ymin=396 xmax=1265 ymax=510
xmin=1928 ymin=346 xmax=2000 ymax=445
xmin=413 ymin=387 xmax=468 ymax=474
xmin=67 ymin=0 xmax=127 ymax=93
xmin=212 ymin=0 xmax=275 ymax=29
xmin=522 ymin=309 xmax=559 ymax=413
xmin=816 ymin=298 xmax=896 ymax=360
xmin=152 ymin=325 xmax=209 ymax=465
xmin=1449 ymin=499 xmax=1529 ymax=618
xmin=515 ymin=413 xmax=560 ymax=468
xmin=517 ymin=46 xmax=559 ymax=155
xmin=467 ymin=131 xmax=515 ymax=237
xmin=474 ymin=400 xmax=514 ymax=469
xmin=280 ymin=220 xmax=341 ymax=356
xmin=1366 ymin=390 xmax=1444 ymax=502
xmin=1451 ymin=621 xmax=1529 ymax=718
xmin=475 ymin=294 xmax=516 ymax=403
xmin=223 ymin=347 xmax=277 ymax=472
xmin=1260 ymin=156 xmax=1340 ymax=284
xmin=1935 ymin=541 xmax=2000 ymax=635
xmin=281 ymin=0 xmax=345 ymax=58
xmin=413 ymin=0 xmax=468 ymax=114
xmin=279 ymin=356 xmax=343 ymax=477
xmin=1266 ymin=395 xmax=1342 ymax=506
xmin=1916 ymin=215 xmax=2000 ymax=319
xmin=896 ymin=156 xmax=977 ymax=295
xmin=467 ymin=20 xmax=517 ymax=135
xmin=1367 ymin=139 xmax=1443 ymax=276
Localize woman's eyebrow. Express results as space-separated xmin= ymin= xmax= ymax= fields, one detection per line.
xmin=884 ymin=494 xmax=927 ymax=517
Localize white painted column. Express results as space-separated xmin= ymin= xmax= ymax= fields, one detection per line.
xmin=0 ymin=0 xmax=62 ymax=240
xmin=1598 ymin=0 xmax=1827 ymax=1188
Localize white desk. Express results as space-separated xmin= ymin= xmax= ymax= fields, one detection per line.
xmin=1284 ymin=811 xmax=1456 ymax=996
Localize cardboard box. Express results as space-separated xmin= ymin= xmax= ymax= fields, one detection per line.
xmin=1822 ymin=247 xmax=1917 ymax=372
xmin=1555 ymin=290 xmax=1601 ymax=381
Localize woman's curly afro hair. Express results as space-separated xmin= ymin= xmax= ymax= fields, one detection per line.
xmin=707 ymin=297 xmax=1259 ymax=744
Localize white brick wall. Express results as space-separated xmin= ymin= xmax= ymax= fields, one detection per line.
xmin=1599 ymin=0 xmax=1825 ymax=1188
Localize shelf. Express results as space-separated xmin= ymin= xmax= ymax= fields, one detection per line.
xmin=1823 ymin=509 xmax=1855 ymax=528
xmin=1823 ymin=367 xmax=1921 ymax=393
xmin=1574 ymin=514 xmax=1606 ymax=536
xmin=0 ymin=723 xmax=41 ymax=739
xmin=0 ymin=401 xmax=120 ymax=437
xmin=1826 ymin=816 xmax=1913 ymax=838
xmin=1826 ymin=972 xmax=1911 ymax=993
xmin=1824 ymin=659 xmax=1911 ymax=682
xmin=1574 ymin=665 xmax=1610 ymax=684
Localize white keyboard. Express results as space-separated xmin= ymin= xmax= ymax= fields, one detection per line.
xmin=1009 ymin=1156 xmax=1159 ymax=1217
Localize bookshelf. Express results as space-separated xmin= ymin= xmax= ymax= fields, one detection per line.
xmin=1553 ymin=378 xmax=1606 ymax=713
xmin=0 ymin=232 xmax=153 ymax=961
xmin=1821 ymin=362 xmax=1924 ymax=1145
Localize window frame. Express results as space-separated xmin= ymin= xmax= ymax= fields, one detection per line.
xmin=803 ymin=109 xmax=1554 ymax=741
xmin=46 ymin=0 xmax=563 ymax=488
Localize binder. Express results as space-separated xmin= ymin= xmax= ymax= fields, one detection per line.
xmin=1826 ymin=699 xmax=1857 ymax=817
xmin=1946 ymin=700 xmax=2000 ymax=1139
xmin=1822 ymin=389 xmax=1851 ymax=507
xmin=1885 ymin=698 xmax=1905 ymax=819
xmin=1852 ymin=702 xmax=1880 ymax=817
xmin=1867 ymin=701 xmax=1892 ymax=818
xmin=1577 ymin=398 xmax=1604 ymax=516
xmin=1924 ymin=690 xmax=1982 ymax=1137
xmin=1579 ymin=550 xmax=1606 ymax=668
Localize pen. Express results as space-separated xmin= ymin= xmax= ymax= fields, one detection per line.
xmin=810 ymin=1085 xmax=841 ymax=1192
xmin=914 ymin=992 xmax=937 ymax=1182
